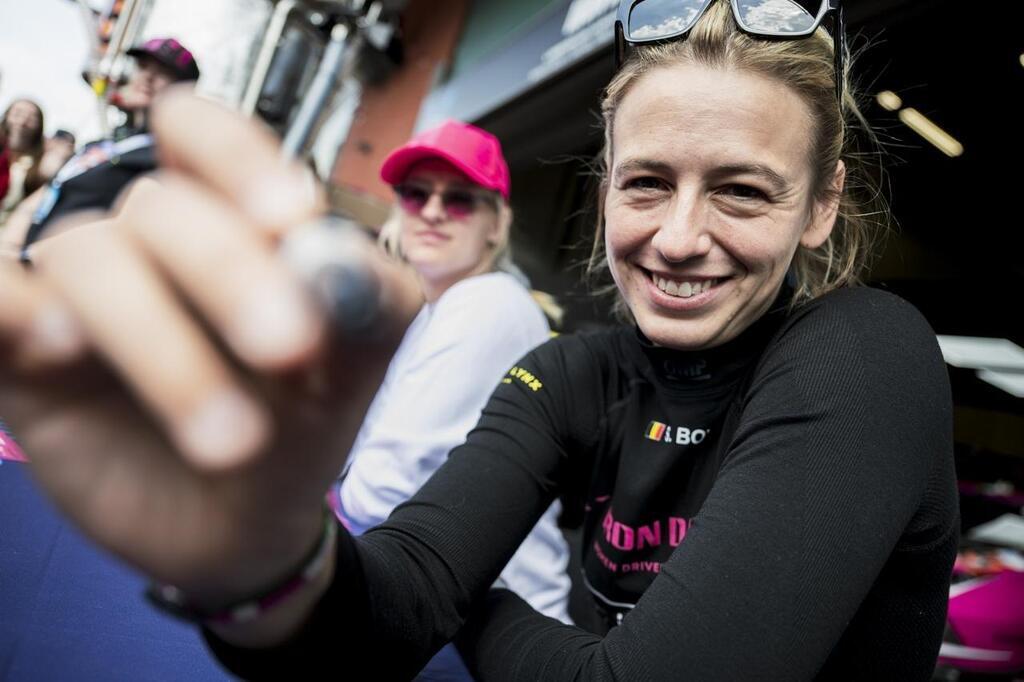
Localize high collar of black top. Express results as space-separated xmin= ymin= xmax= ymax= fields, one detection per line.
xmin=629 ymin=284 xmax=793 ymax=388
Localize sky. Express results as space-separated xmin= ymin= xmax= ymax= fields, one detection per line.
xmin=0 ymin=0 xmax=106 ymax=140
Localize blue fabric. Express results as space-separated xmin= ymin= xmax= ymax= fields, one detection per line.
xmin=0 ymin=459 xmax=233 ymax=681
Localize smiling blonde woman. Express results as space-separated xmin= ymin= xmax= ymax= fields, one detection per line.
xmin=2 ymin=1 xmax=956 ymax=680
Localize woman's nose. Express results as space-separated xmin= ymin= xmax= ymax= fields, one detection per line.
xmin=650 ymin=196 xmax=714 ymax=262
xmin=419 ymin=191 xmax=447 ymax=222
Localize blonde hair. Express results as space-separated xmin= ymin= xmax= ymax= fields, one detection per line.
xmin=588 ymin=0 xmax=888 ymax=309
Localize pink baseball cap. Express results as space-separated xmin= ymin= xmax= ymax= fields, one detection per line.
xmin=127 ymin=38 xmax=200 ymax=82
xmin=380 ymin=120 xmax=511 ymax=199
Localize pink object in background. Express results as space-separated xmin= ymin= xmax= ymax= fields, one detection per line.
xmin=940 ymin=571 xmax=1024 ymax=674
xmin=0 ymin=429 xmax=28 ymax=462
xmin=380 ymin=120 xmax=512 ymax=199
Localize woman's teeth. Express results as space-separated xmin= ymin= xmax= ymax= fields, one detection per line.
xmin=653 ymin=275 xmax=717 ymax=299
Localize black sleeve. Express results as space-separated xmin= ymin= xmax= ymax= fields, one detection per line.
xmin=208 ymin=290 xmax=957 ymax=681
xmin=206 ymin=334 xmax=604 ymax=679
xmin=455 ymin=290 xmax=957 ymax=681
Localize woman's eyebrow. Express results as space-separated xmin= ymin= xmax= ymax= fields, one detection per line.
xmin=613 ymin=158 xmax=675 ymax=182
xmin=709 ymin=164 xmax=791 ymax=192
xmin=613 ymin=159 xmax=791 ymax=193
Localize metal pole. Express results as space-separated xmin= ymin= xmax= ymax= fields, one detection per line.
xmin=73 ymin=0 xmax=113 ymax=137
xmin=240 ymin=0 xmax=299 ymax=115
xmin=108 ymin=0 xmax=152 ymax=88
xmin=280 ymin=21 xmax=351 ymax=159
xmin=96 ymin=0 xmax=143 ymax=86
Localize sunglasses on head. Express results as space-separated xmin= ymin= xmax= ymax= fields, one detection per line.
xmin=615 ymin=0 xmax=845 ymax=104
xmin=394 ymin=183 xmax=496 ymax=220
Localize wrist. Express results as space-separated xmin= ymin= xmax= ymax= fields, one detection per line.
xmin=207 ymin=528 xmax=336 ymax=648
xmin=148 ymin=506 xmax=338 ymax=646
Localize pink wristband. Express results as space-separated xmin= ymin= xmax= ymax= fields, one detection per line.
xmin=146 ymin=508 xmax=337 ymax=625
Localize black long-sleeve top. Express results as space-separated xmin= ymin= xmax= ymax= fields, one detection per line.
xmin=209 ymin=286 xmax=959 ymax=681
xmin=23 ymin=129 xmax=155 ymax=250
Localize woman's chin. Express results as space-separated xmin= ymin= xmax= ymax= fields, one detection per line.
xmin=634 ymin=313 xmax=727 ymax=351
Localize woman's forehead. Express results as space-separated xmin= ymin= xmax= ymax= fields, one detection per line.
xmin=612 ymin=63 xmax=814 ymax=177
xmin=9 ymin=101 xmax=40 ymax=119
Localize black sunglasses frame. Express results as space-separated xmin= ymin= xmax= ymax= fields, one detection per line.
xmin=614 ymin=0 xmax=845 ymax=105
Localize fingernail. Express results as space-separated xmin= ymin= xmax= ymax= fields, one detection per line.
xmin=180 ymin=390 xmax=269 ymax=469
xmin=240 ymin=172 xmax=316 ymax=229
xmin=29 ymin=305 xmax=86 ymax=360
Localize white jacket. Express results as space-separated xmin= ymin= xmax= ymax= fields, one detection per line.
xmin=338 ymin=271 xmax=571 ymax=623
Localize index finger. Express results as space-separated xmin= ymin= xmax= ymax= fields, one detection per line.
xmin=150 ymin=88 xmax=325 ymax=236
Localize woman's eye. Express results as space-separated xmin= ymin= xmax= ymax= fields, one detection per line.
xmin=624 ymin=176 xmax=666 ymax=191
xmin=721 ymin=184 xmax=767 ymax=200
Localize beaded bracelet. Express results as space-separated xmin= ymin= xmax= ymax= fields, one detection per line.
xmin=146 ymin=508 xmax=337 ymax=625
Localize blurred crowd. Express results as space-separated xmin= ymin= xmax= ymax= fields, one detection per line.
xmin=0 ymin=37 xmax=199 ymax=255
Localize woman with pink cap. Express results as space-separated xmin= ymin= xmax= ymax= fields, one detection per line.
xmin=332 ymin=120 xmax=570 ymax=679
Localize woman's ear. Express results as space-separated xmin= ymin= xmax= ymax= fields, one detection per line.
xmin=801 ymin=160 xmax=846 ymax=250
xmin=491 ymin=202 xmax=513 ymax=248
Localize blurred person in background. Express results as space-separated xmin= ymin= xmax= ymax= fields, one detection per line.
xmin=0 ymin=38 xmax=199 ymax=255
xmin=0 ymin=99 xmax=47 ymax=228
xmin=110 ymin=38 xmax=200 ymax=135
xmin=37 ymin=129 xmax=77 ymax=182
